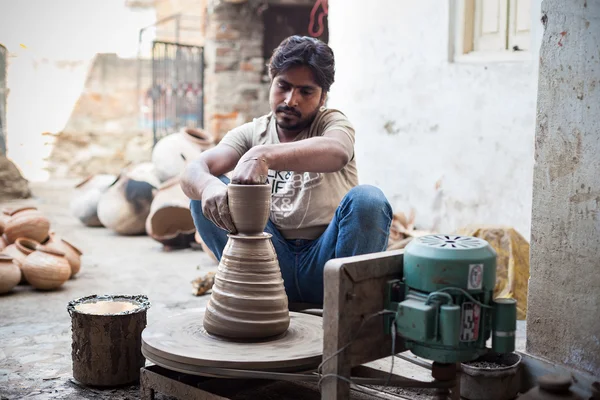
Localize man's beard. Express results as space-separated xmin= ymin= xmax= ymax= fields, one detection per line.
xmin=275 ymin=105 xmax=318 ymax=132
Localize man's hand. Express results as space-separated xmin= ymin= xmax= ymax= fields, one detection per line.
xmin=201 ymin=181 xmax=237 ymax=233
xmin=231 ymin=152 xmax=269 ymax=185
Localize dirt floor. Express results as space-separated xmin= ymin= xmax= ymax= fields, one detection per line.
xmin=0 ymin=180 xmax=527 ymax=400
xmin=0 ymin=180 xmax=217 ymax=399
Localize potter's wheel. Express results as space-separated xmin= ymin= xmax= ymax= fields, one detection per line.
xmin=142 ymin=310 xmax=323 ymax=374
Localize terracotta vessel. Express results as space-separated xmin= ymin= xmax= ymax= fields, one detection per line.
xmin=43 ymin=232 xmax=83 ymax=278
xmin=145 ymin=178 xmax=196 ymax=248
xmin=97 ymin=163 xmax=160 ymax=235
xmin=228 ymin=184 xmax=271 ymax=235
xmin=0 ymin=209 xmax=11 ymax=235
xmin=21 ymin=244 xmax=71 ymax=290
xmin=203 ymin=233 xmax=290 ymax=339
xmin=3 ymin=207 xmax=50 ymax=244
xmin=151 ymin=128 xmax=214 ymax=182
xmin=0 ymin=254 xmax=21 ymax=294
xmin=3 ymin=238 xmax=41 ymax=284
xmin=70 ymin=174 xmax=117 ymax=227
xmin=0 ymin=235 xmax=8 ymax=251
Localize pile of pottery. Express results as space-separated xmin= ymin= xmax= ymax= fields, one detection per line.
xmin=70 ymin=128 xmax=214 ymax=250
xmin=0 ymin=207 xmax=82 ymax=294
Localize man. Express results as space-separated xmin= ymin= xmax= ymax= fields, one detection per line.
xmin=181 ymin=35 xmax=392 ymax=305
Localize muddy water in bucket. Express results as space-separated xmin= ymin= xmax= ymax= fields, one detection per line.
xmin=67 ymin=294 xmax=150 ymax=387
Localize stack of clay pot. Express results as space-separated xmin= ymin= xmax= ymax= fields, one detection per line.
xmin=96 ymin=162 xmax=161 ymax=235
xmin=203 ymin=184 xmax=290 ymax=340
xmin=0 ymin=207 xmax=81 ymax=292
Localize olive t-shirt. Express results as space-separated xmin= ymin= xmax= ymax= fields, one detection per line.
xmin=220 ymin=107 xmax=359 ymax=240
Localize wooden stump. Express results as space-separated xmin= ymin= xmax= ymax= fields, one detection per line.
xmin=68 ymin=295 xmax=149 ymax=387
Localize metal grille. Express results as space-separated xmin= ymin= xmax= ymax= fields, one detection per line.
xmin=0 ymin=44 xmax=7 ymax=155
xmin=151 ymin=41 xmax=204 ymax=145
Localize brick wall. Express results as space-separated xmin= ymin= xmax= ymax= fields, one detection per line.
xmin=204 ymin=0 xmax=270 ymax=142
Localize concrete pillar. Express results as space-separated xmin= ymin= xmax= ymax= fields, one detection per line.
xmin=527 ymin=0 xmax=600 ymax=377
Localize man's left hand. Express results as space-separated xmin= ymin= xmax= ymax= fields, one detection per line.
xmin=231 ymin=152 xmax=269 ymax=184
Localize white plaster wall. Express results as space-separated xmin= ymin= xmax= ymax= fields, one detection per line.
xmin=328 ymin=0 xmax=540 ymax=238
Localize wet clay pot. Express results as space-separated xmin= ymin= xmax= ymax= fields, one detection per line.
xmin=43 ymin=232 xmax=83 ymax=278
xmin=151 ymin=128 xmax=214 ymax=182
xmin=145 ymin=178 xmax=196 ymax=248
xmin=21 ymin=244 xmax=71 ymax=290
xmin=3 ymin=238 xmax=41 ymax=284
xmin=97 ymin=163 xmax=160 ymax=235
xmin=3 ymin=207 xmax=50 ymax=244
xmin=203 ymin=233 xmax=290 ymax=339
xmin=228 ymin=184 xmax=271 ymax=235
xmin=70 ymin=174 xmax=117 ymax=227
xmin=0 ymin=254 xmax=21 ymax=294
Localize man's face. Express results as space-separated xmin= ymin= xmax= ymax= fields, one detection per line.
xmin=269 ymin=66 xmax=325 ymax=133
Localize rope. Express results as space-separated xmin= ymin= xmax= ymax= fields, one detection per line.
xmin=308 ymin=0 xmax=329 ymax=37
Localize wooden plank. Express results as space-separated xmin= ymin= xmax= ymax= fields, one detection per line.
xmin=321 ymin=251 xmax=406 ymax=400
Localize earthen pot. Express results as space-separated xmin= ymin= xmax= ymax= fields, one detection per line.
xmin=0 ymin=235 xmax=8 ymax=251
xmin=70 ymin=174 xmax=117 ymax=227
xmin=203 ymin=233 xmax=290 ymax=339
xmin=0 ymin=254 xmax=21 ymax=294
xmin=0 ymin=209 xmax=11 ymax=235
xmin=151 ymin=128 xmax=214 ymax=183
xmin=145 ymin=177 xmax=196 ymax=248
xmin=3 ymin=238 xmax=41 ymax=284
xmin=21 ymin=244 xmax=71 ymax=290
xmin=43 ymin=232 xmax=82 ymax=278
xmin=97 ymin=163 xmax=160 ymax=235
xmin=3 ymin=207 xmax=50 ymax=244
xmin=227 ymin=184 xmax=271 ymax=235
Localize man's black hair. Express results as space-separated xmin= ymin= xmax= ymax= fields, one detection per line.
xmin=268 ymin=35 xmax=335 ymax=93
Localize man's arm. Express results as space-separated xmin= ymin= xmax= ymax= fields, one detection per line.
xmin=231 ymin=129 xmax=352 ymax=184
xmin=180 ymin=145 xmax=241 ymax=201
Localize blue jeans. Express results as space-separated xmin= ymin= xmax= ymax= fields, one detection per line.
xmin=190 ymin=177 xmax=393 ymax=304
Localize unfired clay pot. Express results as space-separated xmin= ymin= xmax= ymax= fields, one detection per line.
xmin=43 ymin=232 xmax=82 ymax=278
xmin=97 ymin=163 xmax=160 ymax=235
xmin=0 ymin=254 xmax=21 ymax=294
xmin=3 ymin=207 xmax=50 ymax=244
xmin=3 ymin=238 xmax=41 ymax=284
xmin=151 ymin=128 xmax=214 ymax=183
xmin=203 ymin=233 xmax=290 ymax=339
xmin=228 ymin=184 xmax=271 ymax=235
xmin=145 ymin=178 xmax=196 ymax=248
xmin=70 ymin=174 xmax=117 ymax=227
xmin=21 ymin=244 xmax=71 ymax=290
xmin=0 ymin=235 xmax=8 ymax=251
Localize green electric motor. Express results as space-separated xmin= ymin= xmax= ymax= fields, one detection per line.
xmin=385 ymin=234 xmax=517 ymax=364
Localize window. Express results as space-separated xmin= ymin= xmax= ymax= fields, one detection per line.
xmin=452 ymin=0 xmax=532 ymax=62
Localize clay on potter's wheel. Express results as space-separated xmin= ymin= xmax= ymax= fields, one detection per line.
xmin=203 ymin=233 xmax=290 ymax=339
xmin=228 ymin=183 xmax=270 ymax=235
xmin=142 ymin=310 xmax=322 ymax=372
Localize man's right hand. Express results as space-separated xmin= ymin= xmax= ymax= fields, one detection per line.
xmin=201 ymin=182 xmax=237 ymax=233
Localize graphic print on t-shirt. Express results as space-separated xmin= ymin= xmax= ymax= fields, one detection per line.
xmin=268 ymin=169 xmax=323 ymax=226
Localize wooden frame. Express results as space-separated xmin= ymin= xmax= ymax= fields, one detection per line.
xmin=321 ymin=250 xmax=407 ymax=399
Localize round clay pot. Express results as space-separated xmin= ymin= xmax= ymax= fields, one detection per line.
xmin=3 ymin=238 xmax=41 ymax=284
xmin=203 ymin=233 xmax=290 ymax=340
xmin=43 ymin=232 xmax=83 ymax=278
xmin=145 ymin=178 xmax=196 ymax=248
xmin=151 ymin=128 xmax=214 ymax=183
xmin=0 ymin=209 xmax=11 ymax=235
xmin=70 ymin=174 xmax=118 ymax=227
xmin=0 ymin=235 xmax=8 ymax=251
xmin=21 ymin=244 xmax=71 ymax=290
xmin=97 ymin=163 xmax=159 ymax=235
xmin=3 ymin=207 xmax=50 ymax=244
xmin=0 ymin=254 xmax=21 ymax=294
xmin=227 ymin=184 xmax=271 ymax=235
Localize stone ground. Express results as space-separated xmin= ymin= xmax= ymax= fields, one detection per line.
xmin=0 ymin=180 xmax=526 ymax=400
